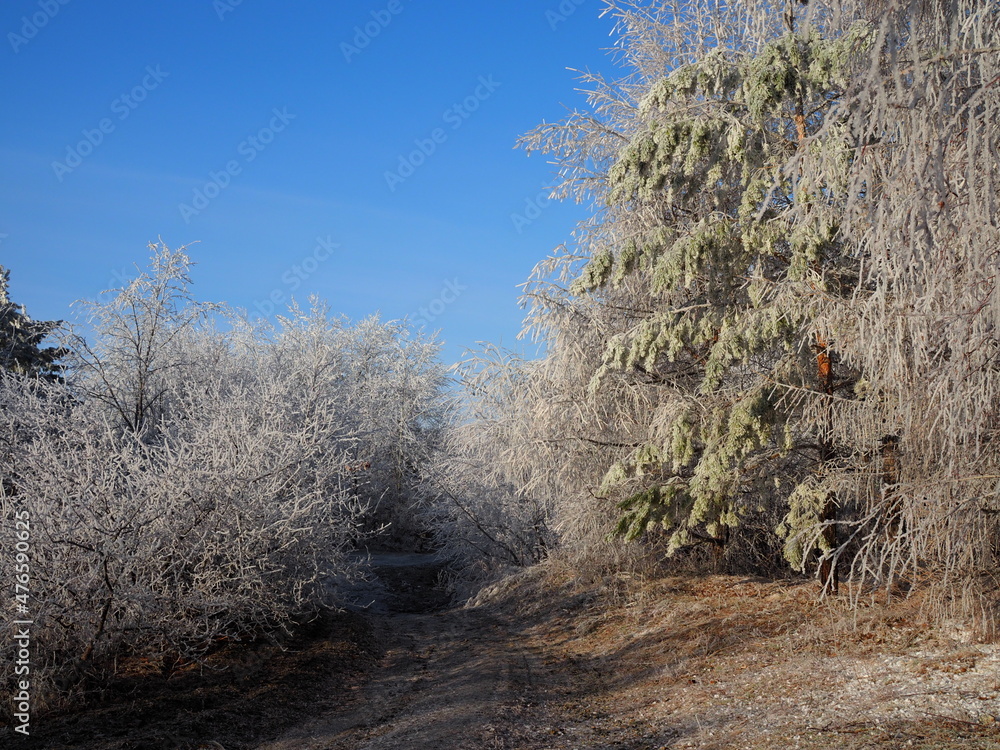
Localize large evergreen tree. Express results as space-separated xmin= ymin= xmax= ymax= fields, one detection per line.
xmin=517 ymin=1 xmax=870 ymax=581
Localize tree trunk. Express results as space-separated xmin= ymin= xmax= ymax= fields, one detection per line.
xmin=817 ymin=333 xmax=839 ymax=595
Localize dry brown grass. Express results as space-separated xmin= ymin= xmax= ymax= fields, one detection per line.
xmin=480 ymin=563 xmax=1000 ymax=749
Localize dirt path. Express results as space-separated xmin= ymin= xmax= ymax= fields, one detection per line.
xmin=252 ymin=554 xmax=695 ymax=750
xmin=257 ymin=609 xmax=512 ymax=749
xmin=256 ymin=560 xmax=1000 ymax=750
xmin=256 ymin=555 xmax=573 ymax=750
xmin=11 ymin=553 xmax=644 ymax=750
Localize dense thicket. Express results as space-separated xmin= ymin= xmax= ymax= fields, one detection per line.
xmin=0 ymin=244 xmax=447 ymax=715
xmin=4 ymin=0 xmax=999 ymax=722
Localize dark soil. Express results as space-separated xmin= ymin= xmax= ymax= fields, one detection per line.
xmin=1 ymin=609 xmax=380 ymax=750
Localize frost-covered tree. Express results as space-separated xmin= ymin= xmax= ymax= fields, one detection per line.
xmin=510 ymin=0 xmax=1000 ymax=617
xmin=517 ymin=0 xmax=871 ymax=582
xmin=68 ymin=244 xmax=216 ymax=440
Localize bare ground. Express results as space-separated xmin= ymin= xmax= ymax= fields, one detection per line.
xmin=6 ymin=556 xmax=1000 ymax=749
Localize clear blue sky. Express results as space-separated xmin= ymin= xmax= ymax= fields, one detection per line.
xmin=1 ymin=0 xmax=621 ymax=366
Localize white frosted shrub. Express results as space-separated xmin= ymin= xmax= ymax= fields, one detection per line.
xmin=0 ymin=245 xmax=447 ymax=715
